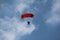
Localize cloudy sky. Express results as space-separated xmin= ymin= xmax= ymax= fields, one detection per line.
xmin=0 ymin=0 xmax=60 ymax=40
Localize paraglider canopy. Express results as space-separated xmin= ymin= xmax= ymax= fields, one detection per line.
xmin=21 ymin=13 xmax=34 ymax=19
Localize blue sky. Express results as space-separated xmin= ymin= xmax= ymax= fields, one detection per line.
xmin=0 ymin=0 xmax=60 ymax=40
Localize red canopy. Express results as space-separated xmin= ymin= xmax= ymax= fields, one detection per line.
xmin=21 ymin=13 xmax=34 ymax=19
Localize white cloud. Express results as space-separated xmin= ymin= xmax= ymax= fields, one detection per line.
xmin=0 ymin=3 xmax=16 ymax=17
xmin=0 ymin=17 xmax=35 ymax=40
xmin=51 ymin=0 xmax=60 ymax=13
xmin=46 ymin=14 xmax=60 ymax=25
xmin=45 ymin=0 xmax=60 ymax=25
xmin=0 ymin=0 xmax=36 ymax=40
xmin=15 ymin=0 xmax=35 ymax=14
xmin=16 ymin=3 xmax=29 ymax=13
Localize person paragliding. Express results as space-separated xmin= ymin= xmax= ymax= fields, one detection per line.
xmin=20 ymin=13 xmax=34 ymax=25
